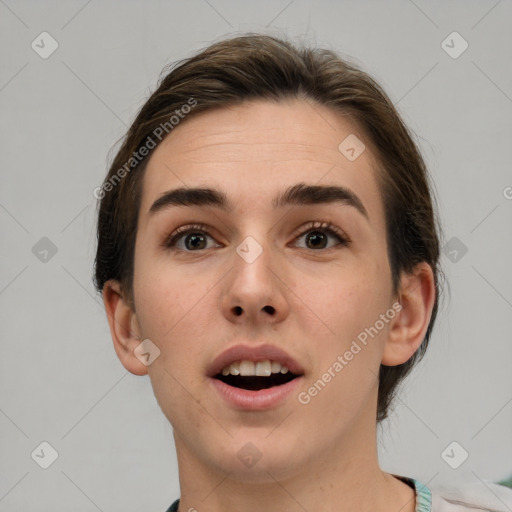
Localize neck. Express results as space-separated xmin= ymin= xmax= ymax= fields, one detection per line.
xmin=172 ymin=396 xmax=416 ymax=512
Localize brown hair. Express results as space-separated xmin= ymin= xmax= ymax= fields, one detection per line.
xmin=94 ymin=33 xmax=445 ymax=423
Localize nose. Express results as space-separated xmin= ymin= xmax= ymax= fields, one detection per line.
xmin=220 ymin=236 xmax=290 ymax=326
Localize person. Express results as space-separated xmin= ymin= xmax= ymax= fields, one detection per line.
xmin=93 ymin=33 xmax=512 ymax=512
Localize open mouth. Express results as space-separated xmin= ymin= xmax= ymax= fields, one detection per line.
xmin=208 ymin=349 xmax=305 ymax=399
xmin=214 ymin=372 xmax=299 ymax=391
xmin=210 ymin=355 xmax=305 ymax=408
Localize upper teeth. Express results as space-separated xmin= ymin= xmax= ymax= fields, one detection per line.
xmin=221 ymin=360 xmax=290 ymax=377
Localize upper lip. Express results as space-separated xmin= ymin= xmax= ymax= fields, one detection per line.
xmin=208 ymin=344 xmax=305 ymax=378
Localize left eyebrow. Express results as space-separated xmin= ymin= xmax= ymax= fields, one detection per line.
xmin=149 ymin=182 xmax=369 ymax=221
xmin=273 ymin=182 xmax=369 ymax=220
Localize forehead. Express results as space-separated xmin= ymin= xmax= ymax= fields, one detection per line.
xmin=139 ymin=99 xmax=385 ymax=229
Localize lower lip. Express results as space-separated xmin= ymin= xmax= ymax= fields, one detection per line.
xmin=210 ymin=376 xmax=303 ymax=411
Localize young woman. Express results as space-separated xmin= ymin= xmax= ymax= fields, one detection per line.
xmin=94 ymin=34 xmax=512 ymax=512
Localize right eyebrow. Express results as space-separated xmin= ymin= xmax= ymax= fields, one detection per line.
xmin=148 ymin=182 xmax=369 ymax=222
xmin=149 ymin=187 xmax=233 ymax=214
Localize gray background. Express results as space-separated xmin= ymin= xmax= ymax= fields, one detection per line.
xmin=1 ymin=0 xmax=511 ymax=510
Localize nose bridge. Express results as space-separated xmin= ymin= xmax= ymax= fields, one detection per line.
xmin=231 ymin=212 xmax=274 ymax=270
xmin=221 ymin=224 xmax=290 ymax=323
xmin=233 ymin=231 xmax=275 ymax=291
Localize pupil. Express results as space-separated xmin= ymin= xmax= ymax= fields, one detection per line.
xmin=307 ymin=231 xmax=326 ymax=249
xmin=186 ymin=233 xmax=206 ymax=250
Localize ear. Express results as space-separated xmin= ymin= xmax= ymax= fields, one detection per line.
xmin=381 ymin=262 xmax=436 ymax=366
xmin=102 ymin=280 xmax=148 ymax=376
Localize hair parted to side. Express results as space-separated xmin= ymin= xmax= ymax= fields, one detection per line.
xmin=94 ymin=33 xmax=445 ymax=423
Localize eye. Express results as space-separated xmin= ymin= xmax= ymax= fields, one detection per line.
xmin=163 ymin=223 xmax=220 ymax=251
xmin=163 ymin=221 xmax=350 ymax=252
xmin=291 ymin=221 xmax=350 ymax=250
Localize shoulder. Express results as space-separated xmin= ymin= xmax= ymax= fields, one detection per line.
xmin=430 ymin=480 xmax=512 ymax=512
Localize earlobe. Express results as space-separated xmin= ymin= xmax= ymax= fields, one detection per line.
xmin=381 ymin=262 xmax=436 ymax=366
xmin=102 ymin=280 xmax=148 ymax=376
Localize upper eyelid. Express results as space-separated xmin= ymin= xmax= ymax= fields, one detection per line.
xmin=291 ymin=221 xmax=349 ymax=242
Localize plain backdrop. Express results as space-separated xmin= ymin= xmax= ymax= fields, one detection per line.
xmin=1 ymin=1 xmax=511 ymax=510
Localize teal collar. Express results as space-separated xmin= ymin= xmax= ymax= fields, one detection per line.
xmin=393 ymin=475 xmax=432 ymax=512
xmin=166 ymin=475 xmax=433 ymax=512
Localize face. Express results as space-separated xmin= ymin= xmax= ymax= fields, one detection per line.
xmin=130 ymin=99 xmax=398 ymax=480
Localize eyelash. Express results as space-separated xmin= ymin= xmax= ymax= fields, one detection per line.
xmin=162 ymin=221 xmax=350 ymax=251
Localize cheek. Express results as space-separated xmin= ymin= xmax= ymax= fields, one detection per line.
xmin=309 ymin=267 xmax=387 ymax=340
xmin=133 ymin=257 xmax=223 ymax=398
xmin=133 ymin=266 xmax=218 ymax=424
xmin=300 ymin=261 xmax=391 ymax=404
xmin=297 ymin=277 xmax=387 ymax=426
xmin=133 ymin=249 xmax=214 ymax=338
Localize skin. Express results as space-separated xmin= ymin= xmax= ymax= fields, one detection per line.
xmin=103 ymin=98 xmax=435 ymax=512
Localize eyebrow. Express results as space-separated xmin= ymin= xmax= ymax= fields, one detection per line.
xmin=149 ymin=182 xmax=369 ymax=220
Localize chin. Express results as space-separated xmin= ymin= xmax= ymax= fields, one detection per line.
xmin=204 ymin=436 xmax=309 ymax=483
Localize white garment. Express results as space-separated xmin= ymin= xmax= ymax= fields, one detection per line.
xmin=430 ymin=480 xmax=512 ymax=512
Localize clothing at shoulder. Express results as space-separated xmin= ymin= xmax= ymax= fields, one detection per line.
xmin=165 ymin=499 xmax=179 ymax=512
xmin=165 ymin=498 xmax=179 ymax=512
xmin=164 ymin=480 xmax=512 ymax=512
xmin=430 ymin=480 xmax=512 ymax=512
